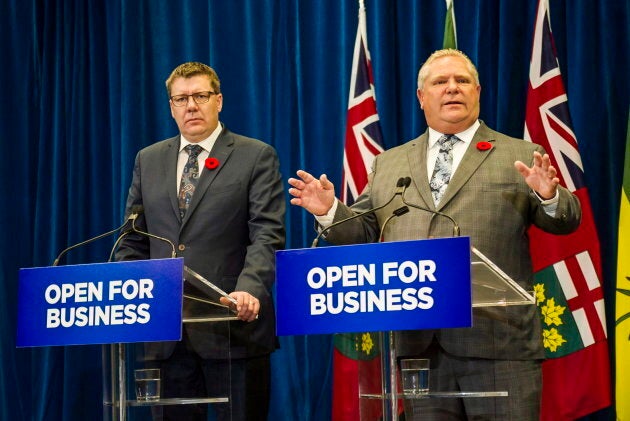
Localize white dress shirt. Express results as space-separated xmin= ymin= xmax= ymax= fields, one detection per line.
xmin=316 ymin=120 xmax=557 ymax=227
xmin=176 ymin=123 xmax=222 ymax=190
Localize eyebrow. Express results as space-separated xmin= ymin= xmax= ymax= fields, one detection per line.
xmin=431 ymin=74 xmax=472 ymax=81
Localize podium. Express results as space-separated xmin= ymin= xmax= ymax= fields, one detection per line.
xmin=16 ymin=259 xmax=238 ymax=421
xmin=357 ymin=246 xmax=535 ymax=420
xmin=104 ymin=265 xmax=240 ymax=420
xmin=275 ymin=237 xmax=535 ymax=421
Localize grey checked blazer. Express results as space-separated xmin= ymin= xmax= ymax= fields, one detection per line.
xmin=325 ymin=122 xmax=581 ymax=359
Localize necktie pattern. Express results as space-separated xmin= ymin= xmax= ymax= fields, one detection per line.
xmin=178 ymin=144 xmax=203 ymax=218
xmin=430 ymin=134 xmax=459 ymax=205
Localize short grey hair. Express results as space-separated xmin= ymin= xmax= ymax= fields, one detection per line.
xmin=417 ymin=49 xmax=479 ymax=89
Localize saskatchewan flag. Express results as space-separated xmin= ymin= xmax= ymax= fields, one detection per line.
xmin=616 ymin=112 xmax=630 ymax=420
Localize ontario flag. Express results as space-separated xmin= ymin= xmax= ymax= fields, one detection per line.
xmin=332 ymin=1 xmax=385 ymax=420
xmin=524 ymin=1 xmax=611 ymax=419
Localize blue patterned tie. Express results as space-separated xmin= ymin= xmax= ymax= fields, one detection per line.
xmin=178 ymin=144 xmax=203 ymax=218
xmin=430 ymin=134 xmax=459 ymax=205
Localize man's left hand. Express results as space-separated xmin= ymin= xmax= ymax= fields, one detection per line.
xmin=514 ymin=151 xmax=559 ymax=200
xmin=220 ymin=292 xmax=259 ymax=322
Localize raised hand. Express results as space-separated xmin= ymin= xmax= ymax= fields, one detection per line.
xmin=514 ymin=151 xmax=559 ymax=200
xmin=288 ymin=170 xmax=337 ymax=216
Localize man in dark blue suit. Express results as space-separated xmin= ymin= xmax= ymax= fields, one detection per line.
xmin=116 ymin=62 xmax=285 ymax=421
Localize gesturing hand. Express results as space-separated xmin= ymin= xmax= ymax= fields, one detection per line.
xmin=514 ymin=151 xmax=559 ymax=200
xmin=287 ymin=170 xmax=337 ymax=216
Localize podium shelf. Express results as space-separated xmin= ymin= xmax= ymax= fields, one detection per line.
xmin=183 ymin=315 xmax=239 ymax=323
xmin=104 ymin=397 xmax=229 ymax=407
xmin=360 ymin=391 xmax=508 ymax=399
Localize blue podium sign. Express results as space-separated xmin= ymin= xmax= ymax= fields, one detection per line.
xmin=275 ymin=237 xmax=472 ymax=335
xmin=17 ymin=258 xmax=184 ymax=347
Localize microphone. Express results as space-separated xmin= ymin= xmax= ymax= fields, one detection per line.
xmin=311 ymin=177 xmax=407 ymax=247
xmin=378 ymin=206 xmax=410 ymax=241
xmin=52 ymin=207 xmax=144 ymax=266
xmin=400 ymin=176 xmax=461 ymax=237
xmin=108 ymin=205 xmax=144 ymax=261
xmin=108 ymin=205 xmax=177 ymax=261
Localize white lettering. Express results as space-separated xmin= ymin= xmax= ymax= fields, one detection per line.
xmin=382 ymin=262 xmax=398 ymax=285
xmin=417 ymin=287 xmax=434 ymax=309
xmin=136 ymin=303 xmax=151 ymax=323
xmin=138 ymin=279 xmax=154 ymax=299
xmin=326 ymin=266 xmax=342 ymax=287
xmin=45 ymin=285 xmax=61 ymax=304
xmin=46 ymin=308 xmax=60 ymax=327
xmin=109 ymin=280 xmax=122 ymax=300
xmin=308 ymin=286 xmax=435 ymax=316
xmin=342 ymin=265 xmax=357 ymax=287
xmin=398 ymin=261 xmax=418 ymax=283
xmin=307 ymin=267 xmax=326 ymax=289
xmin=310 ymin=294 xmax=326 ymax=315
xmin=121 ymin=280 xmax=138 ymax=299
xmin=418 ymin=260 xmax=437 ymax=282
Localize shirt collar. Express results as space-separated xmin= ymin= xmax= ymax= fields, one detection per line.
xmin=179 ymin=122 xmax=223 ymax=152
xmin=428 ymin=120 xmax=480 ymax=148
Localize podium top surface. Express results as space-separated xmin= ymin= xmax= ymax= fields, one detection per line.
xmin=470 ymin=247 xmax=535 ymax=307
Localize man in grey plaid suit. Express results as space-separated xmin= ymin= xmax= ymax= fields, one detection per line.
xmin=288 ymin=49 xmax=581 ymax=420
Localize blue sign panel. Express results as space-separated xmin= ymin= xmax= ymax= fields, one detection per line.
xmin=275 ymin=238 xmax=472 ymax=335
xmin=17 ymin=258 xmax=184 ymax=347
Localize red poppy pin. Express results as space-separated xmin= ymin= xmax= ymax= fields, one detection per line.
xmin=205 ymin=157 xmax=220 ymax=170
xmin=476 ymin=141 xmax=492 ymax=151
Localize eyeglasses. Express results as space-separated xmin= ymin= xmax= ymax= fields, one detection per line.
xmin=170 ymin=91 xmax=218 ymax=107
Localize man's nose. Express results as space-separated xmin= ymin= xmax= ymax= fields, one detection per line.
xmin=445 ymin=78 xmax=458 ymax=93
xmin=186 ymin=96 xmax=199 ymax=109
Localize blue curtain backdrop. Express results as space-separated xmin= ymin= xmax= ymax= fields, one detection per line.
xmin=1 ymin=0 xmax=628 ymax=419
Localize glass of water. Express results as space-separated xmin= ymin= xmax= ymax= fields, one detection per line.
xmin=134 ymin=368 xmax=161 ymax=401
xmin=400 ymin=358 xmax=430 ymax=395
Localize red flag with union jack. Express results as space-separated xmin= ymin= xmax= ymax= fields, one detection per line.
xmin=332 ymin=1 xmax=385 ymax=420
xmin=339 ymin=2 xmax=385 ymax=205
xmin=525 ymin=1 xmax=611 ymax=419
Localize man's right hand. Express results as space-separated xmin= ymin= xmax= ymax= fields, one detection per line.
xmin=288 ymin=170 xmax=336 ymax=216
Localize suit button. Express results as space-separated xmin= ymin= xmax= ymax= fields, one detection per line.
xmin=178 ymin=244 xmax=186 ymax=251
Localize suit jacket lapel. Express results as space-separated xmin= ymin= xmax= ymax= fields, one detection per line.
xmin=438 ymin=122 xmax=496 ymax=210
xmin=163 ymin=136 xmax=182 ymax=221
xmin=181 ymin=128 xmax=235 ymax=225
xmin=407 ymin=131 xmax=436 ymax=209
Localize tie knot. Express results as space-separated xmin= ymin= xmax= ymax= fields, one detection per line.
xmin=438 ymin=134 xmax=459 ymax=150
xmin=185 ymin=144 xmax=203 ymax=158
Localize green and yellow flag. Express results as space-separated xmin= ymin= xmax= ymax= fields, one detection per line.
xmin=443 ymin=0 xmax=457 ymax=49
xmin=616 ymin=112 xmax=630 ymax=420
